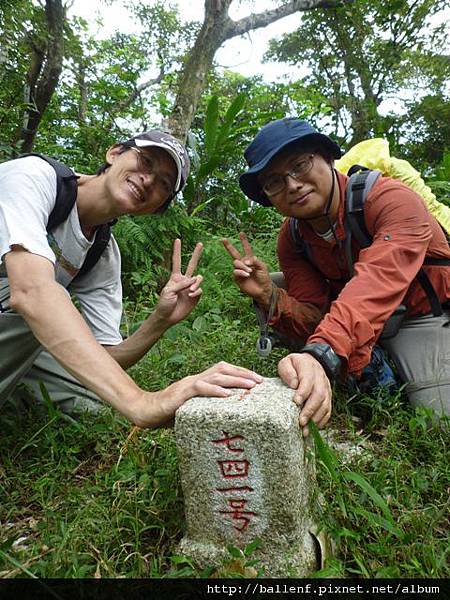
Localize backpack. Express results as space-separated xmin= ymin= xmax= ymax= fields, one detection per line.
xmin=335 ymin=138 xmax=450 ymax=234
xmin=289 ymin=167 xmax=450 ymax=329
xmin=18 ymin=153 xmax=112 ymax=280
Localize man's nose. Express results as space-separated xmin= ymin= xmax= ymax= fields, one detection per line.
xmin=141 ymin=171 xmax=156 ymax=187
xmin=285 ymin=173 xmax=302 ymax=193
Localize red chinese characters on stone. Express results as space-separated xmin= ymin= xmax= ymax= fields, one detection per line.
xmin=218 ymin=459 xmax=249 ymax=479
xmin=211 ymin=430 xmax=258 ymax=533
xmin=219 ymin=498 xmax=257 ymax=532
xmin=211 ymin=431 xmax=244 ymax=453
xmin=217 ymin=485 xmax=254 ymax=493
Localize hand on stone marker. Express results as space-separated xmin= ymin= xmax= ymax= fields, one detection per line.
xmin=155 ymin=238 xmax=203 ymax=325
xmin=222 ymin=232 xmax=273 ymax=308
xmin=278 ymin=353 xmax=332 ymax=437
xmin=133 ymin=362 xmax=263 ymax=428
xmin=184 ymin=361 xmax=263 ymax=400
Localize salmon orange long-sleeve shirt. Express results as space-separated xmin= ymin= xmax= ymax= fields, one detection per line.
xmin=270 ymin=171 xmax=450 ymax=375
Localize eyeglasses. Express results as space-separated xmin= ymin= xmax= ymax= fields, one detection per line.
xmin=130 ymin=147 xmax=175 ymax=199
xmin=262 ymin=154 xmax=315 ymax=197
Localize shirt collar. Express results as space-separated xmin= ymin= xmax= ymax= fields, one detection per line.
xmin=297 ymin=170 xmax=349 ymax=245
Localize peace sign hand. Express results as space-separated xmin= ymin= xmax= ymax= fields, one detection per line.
xmin=155 ymin=239 xmax=203 ymax=326
xmin=222 ymin=232 xmax=273 ymax=308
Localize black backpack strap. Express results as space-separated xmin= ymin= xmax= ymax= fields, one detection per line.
xmin=423 ymin=256 xmax=450 ymax=266
xmin=346 ymin=166 xmax=446 ymax=316
xmin=417 ymin=241 xmax=450 ymax=317
xmin=289 ymin=217 xmax=303 ymax=251
xmin=416 ymin=268 xmax=443 ymax=316
xmin=288 ymin=217 xmax=314 ymax=263
xmin=347 ymin=164 xmax=370 ymax=177
xmin=18 ymin=153 xmax=78 ymax=231
xmin=288 ymin=216 xmax=343 ymax=281
xmin=346 ymin=169 xmax=381 ymax=248
xmin=18 ymin=153 xmax=111 ymax=279
xmin=344 ymin=169 xmax=382 ymax=276
xmin=75 ymin=223 xmax=112 ymax=279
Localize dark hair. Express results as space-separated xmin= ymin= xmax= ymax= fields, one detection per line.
xmin=95 ymin=145 xmax=173 ymax=214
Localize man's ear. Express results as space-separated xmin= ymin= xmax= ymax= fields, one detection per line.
xmin=105 ymin=144 xmax=123 ymax=164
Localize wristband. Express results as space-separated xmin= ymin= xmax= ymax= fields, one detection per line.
xmin=299 ymin=343 xmax=342 ymax=381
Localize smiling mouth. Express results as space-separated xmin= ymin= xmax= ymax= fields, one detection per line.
xmin=127 ymin=179 xmax=144 ymax=203
xmin=291 ymin=191 xmax=312 ymax=205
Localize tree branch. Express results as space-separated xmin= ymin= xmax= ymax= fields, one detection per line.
xmin=102 ymin=69 xmax=165 ymax=134
xmin=115 ymin=70 xmax=165 ymax=114
xmin=223 ymin=0 xmax=348 ymax=40
xmin=169 ymin=0 xmax=347 ymax=141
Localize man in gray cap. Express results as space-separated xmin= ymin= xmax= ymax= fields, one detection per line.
xmin=0 ymin=131 xmax=262 ymax=427
xmin=224 ymin=118 xmax=450 ymax=435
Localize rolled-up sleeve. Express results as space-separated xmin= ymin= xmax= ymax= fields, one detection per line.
xmin=269 ymin=220 xmax=328 ymax=343
xmin=0 ymin=158 xmax=57 ymax=265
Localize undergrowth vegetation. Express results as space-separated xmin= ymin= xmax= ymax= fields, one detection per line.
xmin=1 ymin=0 xmax=450 ymax=581
xmin=0 ymin=214 xmax=449 ymax=578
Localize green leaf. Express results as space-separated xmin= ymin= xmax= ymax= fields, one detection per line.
xmin=244 ymin=538 xmax=261 ymax=556
xmin=216 ymin=93 xmax=246 ymax=148
xmin=197 ymin=155 xmax=222 ymax=179
xmin=190 ymin=197 xmax=215 ymax=216
xmin=351 ymin=553 xmax=371 ymax=577
xmin=182 ymin=175 xmax=195 ymax=203
xmin=343 ymin=471 xmax=396 ymax=526
xmin=336 ymin=527 xmax=361 ymax=540
xmin=308 ymin=421 xmax=340 ymax=482
xmin=39 ymin=382 xmax=60 ymax=420
xmin=192 ymin=315 xmax=207 ymax=331
xmin=0 ymin=550 xmax=38 ymax=579
xmin=167 ymin=353 xmax=186 ymax=364
xmin=204 ymin=95 xmax=219 ymax=158
xmin=170 ymin=554 xmax=194 ymax=566
xmin=13 ymin=415 xmax=59 ymax=459
xmin=352 ymin=506 xmax=403 ymax=538
xmin=0 ymin=537 xmax=15 ymax=553
xmin=226 ymin=545 xmax=243 ymax=559
xmin=186 ymin=130 xmax=200 ymax=171
xmin=200 ymin=565 xmax=216 ymax=578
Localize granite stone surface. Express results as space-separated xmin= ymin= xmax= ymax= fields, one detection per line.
xmin=175 ymin=377 xmax=318 ymax=577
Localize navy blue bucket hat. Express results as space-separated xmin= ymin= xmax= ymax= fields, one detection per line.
xmin=239 ymin=118 xmax=342 ymax=205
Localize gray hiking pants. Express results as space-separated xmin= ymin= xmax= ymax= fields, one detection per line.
xmin=381 ymin=312 xmax=450 ymax=416
xmin=0 ymin=278 xmax=104 ymax=416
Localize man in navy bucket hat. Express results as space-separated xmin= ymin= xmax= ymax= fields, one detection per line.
xmin=0 ymin=129 xmax=262 ymax=427
xmin=239 ymin=118 xmax=341 ymax=205
xmin=224 ymin=117 xmax=450 ymax=436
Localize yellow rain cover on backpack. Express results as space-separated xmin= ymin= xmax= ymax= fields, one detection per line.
xmin=335 ymin=138 xmax=450 ymax=234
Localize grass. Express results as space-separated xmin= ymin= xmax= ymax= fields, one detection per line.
xmin=0 ymin=229 xmax=449 ymax=578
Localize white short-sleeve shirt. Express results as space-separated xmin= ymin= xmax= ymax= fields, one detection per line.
xmin=0 ymin=156 xmax=123 ymax=345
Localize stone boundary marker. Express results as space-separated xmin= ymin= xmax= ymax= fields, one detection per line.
xmin=175 ymin=377 xmax=319 ymax=577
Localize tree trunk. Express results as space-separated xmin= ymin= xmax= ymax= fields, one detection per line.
xmin=167 ymin=0 xmax=231 ymax=141
xmin=168 ymin=0 xmax=344 ymax=142
xmin=18 ymin=0 xmax=66 ymax=153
